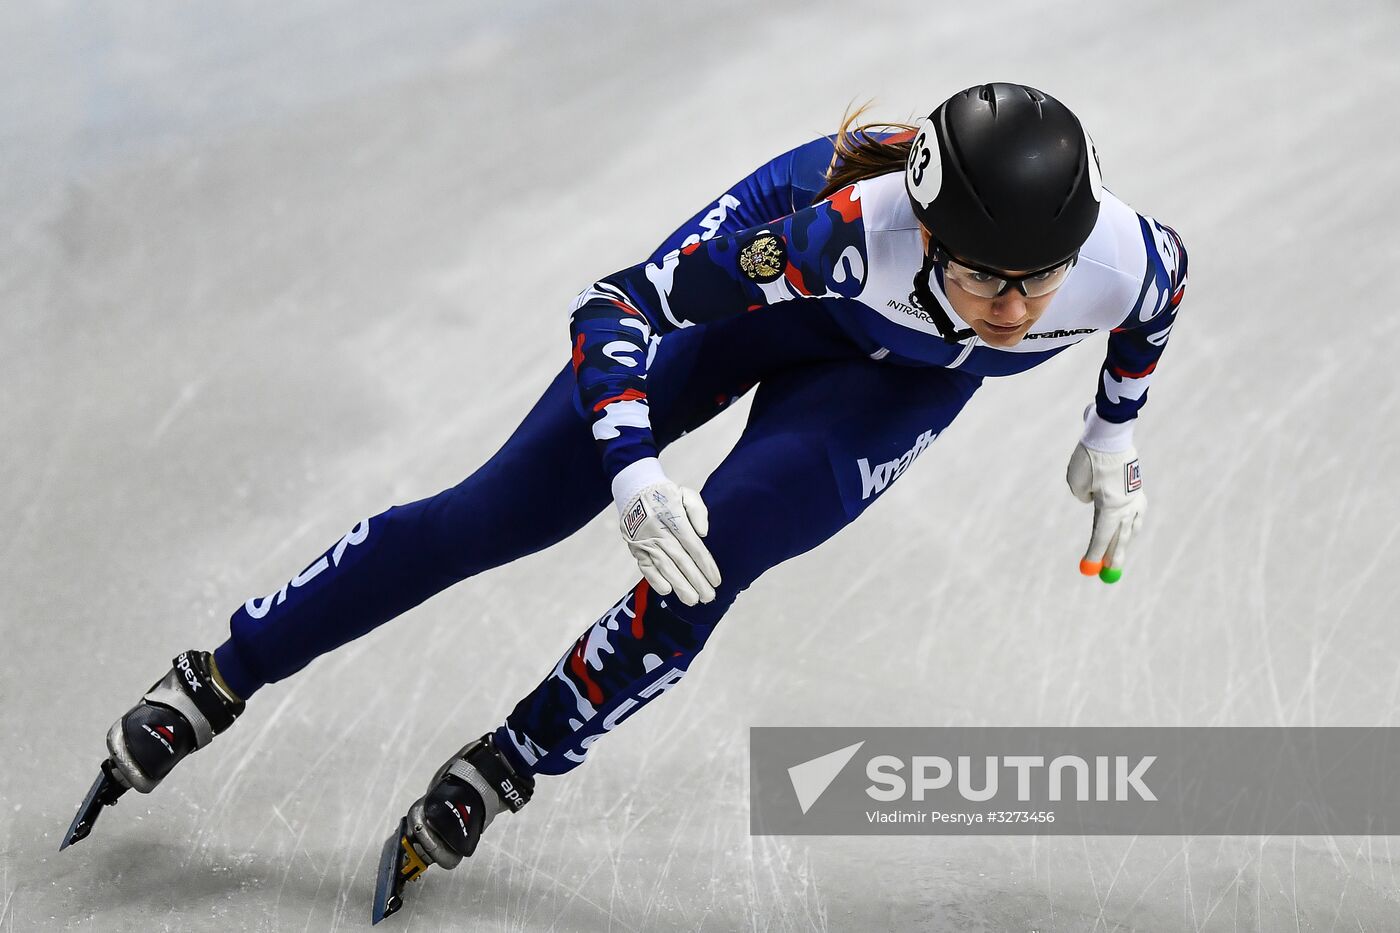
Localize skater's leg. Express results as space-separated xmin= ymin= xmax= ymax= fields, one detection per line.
xmin=213 ymin=303 xmax=860 ymax=700
xmin=369 ymin=336 xmax=954 ymax=911
xmin=212 ymin=364 xmax=611 ymax=699
xmin=495 ymin=360 xmax=984 ymax=776
xmin=495 ymin=579 xmax=704 ymax=775
xmin=71 ymin=331 xmax=766 ymax=825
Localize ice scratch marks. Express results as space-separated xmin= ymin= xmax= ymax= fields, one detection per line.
xmin=0 ymin=884 xmax=14 ymax=933
xmin=1289 ymin=838 xmax=1302 ymax=933
xmin=1085 ymin=834 xmax=1140 ymax=933
xmin=0 ymin=398 xmax=78 ymax=570
xmin=147 ymin=376 xmax=209 ymax=447
xmin=271 ymin=804 xmax=296 ymax=837
xmin=744 ymin=833 xmax=828 ymax=933
xmin=184 ymin=683 xmax=302 ymax=865
xmin=271 ymin=802 xmax=314 ymax=924
xmin=328 ymin=644 xmax=467 ymax=932
xmin=484 ymin=838 xmax=632 ymax=930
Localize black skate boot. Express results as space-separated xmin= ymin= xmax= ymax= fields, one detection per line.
xmin=372 ymin=733 xmax=533 ymax=923
xmin=61 ymin=650 xmax=244 ymax=849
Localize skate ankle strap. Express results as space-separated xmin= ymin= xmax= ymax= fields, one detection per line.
xmin=142 ymin=652 xmax=243 ymax=748
xmin=460 ymin=737 xmax=532 ymax=813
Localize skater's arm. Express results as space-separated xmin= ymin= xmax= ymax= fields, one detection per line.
xmin=1081 ymin=217 xmax=1188 ymax=451
xmin=1065 ymin=217 xmax=1186 ymax=584
xmin=640 ymin=136 xmax=840 ymax=264
xmin=571 ymin=186 xmax=869 ymax=479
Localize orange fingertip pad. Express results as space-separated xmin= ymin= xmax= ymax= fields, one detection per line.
xmin=1079 ymin=559 xmax=1103 ymax=576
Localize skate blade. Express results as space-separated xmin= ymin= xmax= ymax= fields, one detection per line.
xmin=371 ymin=816 xmax=430 ymax=924
xmin=60 ymin=762 xmax=128 ymax=851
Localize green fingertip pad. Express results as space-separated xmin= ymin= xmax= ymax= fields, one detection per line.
xmin=1099 ymin=566 xmax=1122 ymax=584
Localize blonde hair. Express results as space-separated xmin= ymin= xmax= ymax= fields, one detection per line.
xmin=814 ymin=103 xmax=920 ymax=202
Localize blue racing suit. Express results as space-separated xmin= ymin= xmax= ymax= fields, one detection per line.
xmin=211 ymin=132 xmax=1185 ymax=777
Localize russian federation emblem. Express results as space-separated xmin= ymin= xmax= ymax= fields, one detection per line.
xmin=738 ymin=233 xmax=787 ymax=283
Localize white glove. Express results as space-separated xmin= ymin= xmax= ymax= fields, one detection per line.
xmin=612 ymin=459 xmax=721 ymax=606
xmin=1066 ymin=441 xmax=1145 ymax=584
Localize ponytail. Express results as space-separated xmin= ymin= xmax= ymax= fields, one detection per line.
xmin=814 ymin=103 xmax=919 ymax=202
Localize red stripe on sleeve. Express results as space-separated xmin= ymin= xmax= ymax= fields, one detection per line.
xmin=569 ymin=638 xmax=604 ymax=704
xmin=592 ymin=387 xmax=648 ymax=412
xmin=631 ymin=579 xmax=649 ymax=638
xmin=1113 ymin=362 xmax=1157 ymax=379
xmin=827 ymin=184 xmax=862 ymax=223
xmin=785 ymin=262 xmax=811 ymax=296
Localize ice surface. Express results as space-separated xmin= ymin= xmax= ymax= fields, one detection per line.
xmin=4 ymin=1 xmax=1400 ymax=929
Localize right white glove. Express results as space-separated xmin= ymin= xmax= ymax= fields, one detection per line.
xmin=1065 ymin=441 xmax=1146 ymax=583
xmin=613 ymin=459 xmax=721 ymax=606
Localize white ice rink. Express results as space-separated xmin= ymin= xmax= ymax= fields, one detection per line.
xmin=4 ymin=1 xmax=1400 ymax=930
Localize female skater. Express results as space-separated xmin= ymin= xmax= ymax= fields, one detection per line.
xmin=63 ymin=83 xmax=1187 ymax=921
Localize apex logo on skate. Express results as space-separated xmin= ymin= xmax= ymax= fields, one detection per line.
xmin=176 ymin=652 xmax=202 ymax=692
xmin=142 ymin=723 xmax=177 ymax=755
xmin=496 ymin=778 xmax=527 ymax=812
xmin=450 ymin=802 xmax=472 ymax=838
xmin=857 ymin=429 xmax=938 ymax=500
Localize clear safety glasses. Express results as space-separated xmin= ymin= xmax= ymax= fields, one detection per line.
xmin=936 ymin=249 xmax=1078 ymax=299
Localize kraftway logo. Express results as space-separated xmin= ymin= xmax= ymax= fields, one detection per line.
xmin=886 ymin=292 xmax=1095 ymax=343
xmin=1023 ymin=327 xmax=1096 ymax=340
xmin=787 ymin=742 xmax=1157 ymax=815
xmin=857 ymin=429 xmax=937 ymax=500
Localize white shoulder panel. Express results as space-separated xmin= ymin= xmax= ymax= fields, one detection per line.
xmin=840 ymin=177 xmax=1152 ymax=353
xmin=1014 ymin=192 xmax=1146 ymax=350
xmin=849 ymin=173 xmax=949 ymax=335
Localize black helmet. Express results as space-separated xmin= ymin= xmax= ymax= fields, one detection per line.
xmin=905 ymin=83 xmax=1103 ymax=272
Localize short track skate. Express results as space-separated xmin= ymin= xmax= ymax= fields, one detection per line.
xmin=59 ymin=650 xmax=242 ymax=851
xmin=370 ymin=734 xmax=533 ymax=923
xmin=60 ymin=761 xmax=131 ymax=850
xmin=372 ymin=816 xmax=431 ymax=923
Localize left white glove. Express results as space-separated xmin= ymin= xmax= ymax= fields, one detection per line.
xmin=1066 ymin=441 xmax=1145 ymax=583
xmin=613 ymin=459 xmax=721 ymax=606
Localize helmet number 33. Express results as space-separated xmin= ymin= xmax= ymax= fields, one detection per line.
xmin=910 ymin=133 xmax=931 ymax=186
xmin=907 ymin=122 xmax=942 ymax=207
